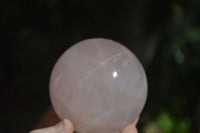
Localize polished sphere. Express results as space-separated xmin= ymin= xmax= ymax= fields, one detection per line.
xmin=50 ymin=38 xmax=147 ymax=133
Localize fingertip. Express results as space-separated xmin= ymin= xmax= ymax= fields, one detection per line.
xmin=62 ymin=119 xmax=74 ymax=133
xmin=121 ymin=125 xmax=138 ymax=133
xmin=132 ymin=117 xmax=139 ymax=127
xmin=29 ymin=119 xmax=74 ymax=133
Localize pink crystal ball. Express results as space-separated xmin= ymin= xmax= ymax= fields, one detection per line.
xmin=50 ymin=38 xmax=147 ymax=133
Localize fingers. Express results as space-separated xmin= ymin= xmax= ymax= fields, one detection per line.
xmin=121 ymin=125 xmax=138 ymax=133
xmin=62 ymin=119 xmax=74 ymax=133
xmin=132 ymin=117 xmax=139 ymax=127
xmin=121 ymin=117 xmax=139 ymax=133
xmin=30 ymin=119 xmax=74 ymax=133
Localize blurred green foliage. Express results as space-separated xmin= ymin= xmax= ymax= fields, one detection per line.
xmin=144 ymin=1 xmax=200 ymax=133
xmin=157 ymin=108 xmax=190 ymax=133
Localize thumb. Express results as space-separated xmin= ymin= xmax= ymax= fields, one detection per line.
xmin=120 ymin=117 xmax=139 ymax=133
xmin=121 ymin=125 xmax=138 ymax=133
xmin=29 ymin=119 xmax=74 ymax=133
xmin=132 ymin=117 xmax=139 ymax=127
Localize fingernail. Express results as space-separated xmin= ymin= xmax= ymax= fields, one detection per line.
xmin=53 ymin=121 xmax=63 ymax=131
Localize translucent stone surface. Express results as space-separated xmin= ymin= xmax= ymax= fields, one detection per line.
xmin=50 ymin=38 xmax=147 ymax=133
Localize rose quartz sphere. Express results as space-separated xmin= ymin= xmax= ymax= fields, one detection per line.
xmin=50 ymin=38 xmax=147 ymax=133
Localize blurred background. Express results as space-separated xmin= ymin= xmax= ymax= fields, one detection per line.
xmin=0 ymin=0 xmax=200 ymax=133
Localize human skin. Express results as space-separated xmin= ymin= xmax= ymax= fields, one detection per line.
xmin=30 ymin=107 xmax=138 ymax=133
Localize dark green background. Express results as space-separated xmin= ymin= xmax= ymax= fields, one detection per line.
xmin=0 ymin=0 xmax=199 ymax=133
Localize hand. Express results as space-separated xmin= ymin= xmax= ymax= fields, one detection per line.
xmin=30 ymin=107 xmax=138 ymax=133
